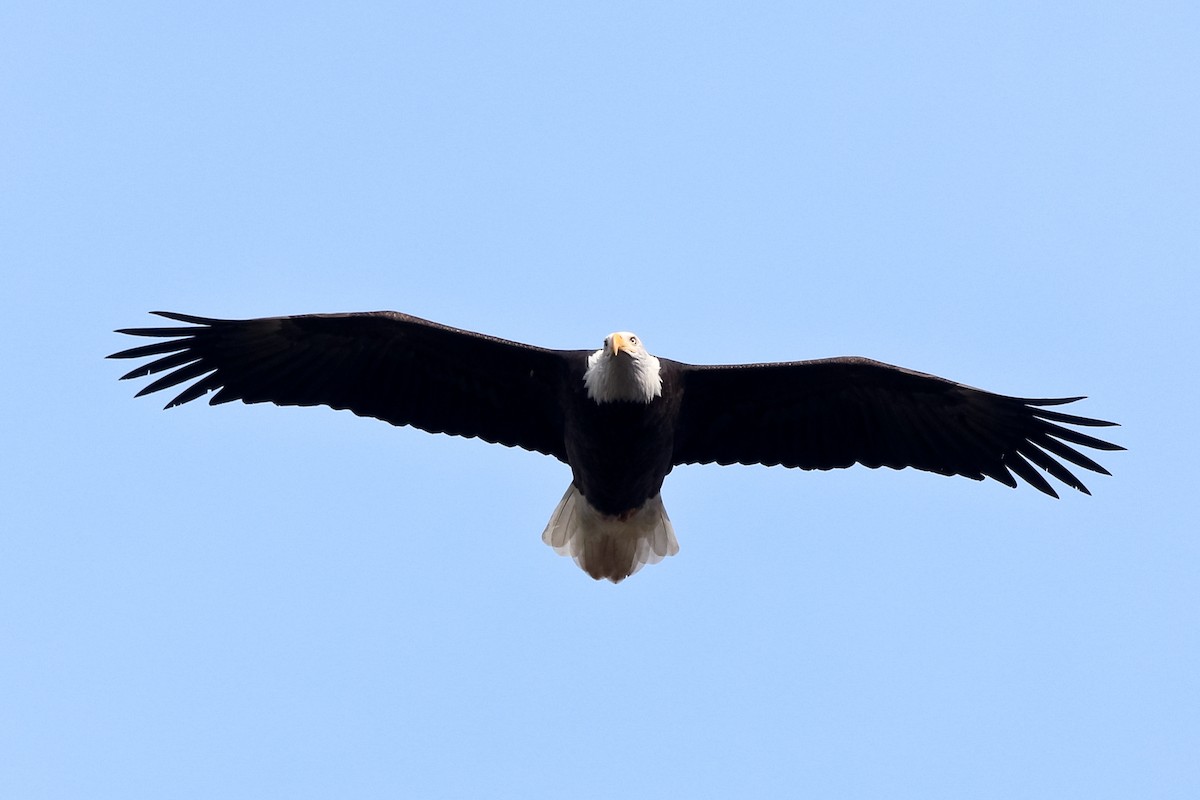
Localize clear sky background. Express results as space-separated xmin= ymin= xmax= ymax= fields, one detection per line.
xmin=3 ymin=2 xmax=1197 ymax=798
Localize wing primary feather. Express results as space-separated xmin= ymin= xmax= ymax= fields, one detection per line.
xmin=978 ymin=459 xmax=1019 ymax=488
xmin=171 ymin=374 xmax=223 ymax=408
xmin=1028 ymin=405 xmax=1120 ymax=428
xmin=119 ymin=351 xmax=200 ymax=381
xmin=109 ymin=339 xmax=195 ymax=360
xmin=1020 ymin=395 xmax=1086 ymax=406
xmin=1018 ymin=442 xmax=1088 ymax=493
xmin=1033 ymin=434 xmax=1111 ymax=475
xmin=113 ymin=326 xmax=202 ymax=339
xmin=1039 ymin=423 xmax=1125 ymax=452
xmin=150 ymin=311 xmax=222 ymax=325
xmin=1003 ymin=451 xmax=1060 ymax=498
xmin=136 ymin=362 xmax=217 ymax=398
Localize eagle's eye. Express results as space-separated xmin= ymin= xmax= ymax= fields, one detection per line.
xmin=630 ymin=336 xmax=638 ymax=345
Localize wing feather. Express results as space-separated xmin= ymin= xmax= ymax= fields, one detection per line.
xmin=671 ymin=357 xmax=1121 ymax=496
xmin=110 ymin=311 xmax=577 ymax=460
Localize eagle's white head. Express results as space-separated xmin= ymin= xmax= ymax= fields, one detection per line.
xmin=584 ymin=331 xmax=663 ymax=404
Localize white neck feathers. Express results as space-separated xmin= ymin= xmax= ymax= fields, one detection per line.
xmin=584 ymin=349 xmax=663 ymax=404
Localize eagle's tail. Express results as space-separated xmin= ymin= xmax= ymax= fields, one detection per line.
xmin=541 ymin=484 xmax=679 ymax=583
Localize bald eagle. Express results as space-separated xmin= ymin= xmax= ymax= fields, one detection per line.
xmin=110 ymin=311 xmax=1122 ymax=582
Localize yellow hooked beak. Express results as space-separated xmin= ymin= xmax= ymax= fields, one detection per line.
xmin=609 ymin=333 xmax=629 ymax=357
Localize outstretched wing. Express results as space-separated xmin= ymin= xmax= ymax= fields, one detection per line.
xmin=671 ymin=356 xmax=1122 ymax=497
xmin=110 ymin=311 xmax=579 ymax=460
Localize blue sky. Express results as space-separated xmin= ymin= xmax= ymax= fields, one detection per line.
xmin=3 ymin=2 xmax=1197 ymax=797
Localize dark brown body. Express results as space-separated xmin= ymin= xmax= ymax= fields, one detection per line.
xmin=560 ymin=359 xmax=683 ymax=517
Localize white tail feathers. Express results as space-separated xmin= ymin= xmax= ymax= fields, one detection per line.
xmin=541 ymin=484 xmax=679 ymax=583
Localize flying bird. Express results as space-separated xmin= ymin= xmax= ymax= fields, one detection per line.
xmin=110 ymin=311 xmax=1122 ymax=582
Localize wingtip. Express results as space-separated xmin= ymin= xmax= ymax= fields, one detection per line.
xmin=1025 ymin=395 xmax=1087 ymax=406
xmin=151 ymin=311 xmax=208 ymax=324
xmin=141 ymin=310 xmax=225 ymax=326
